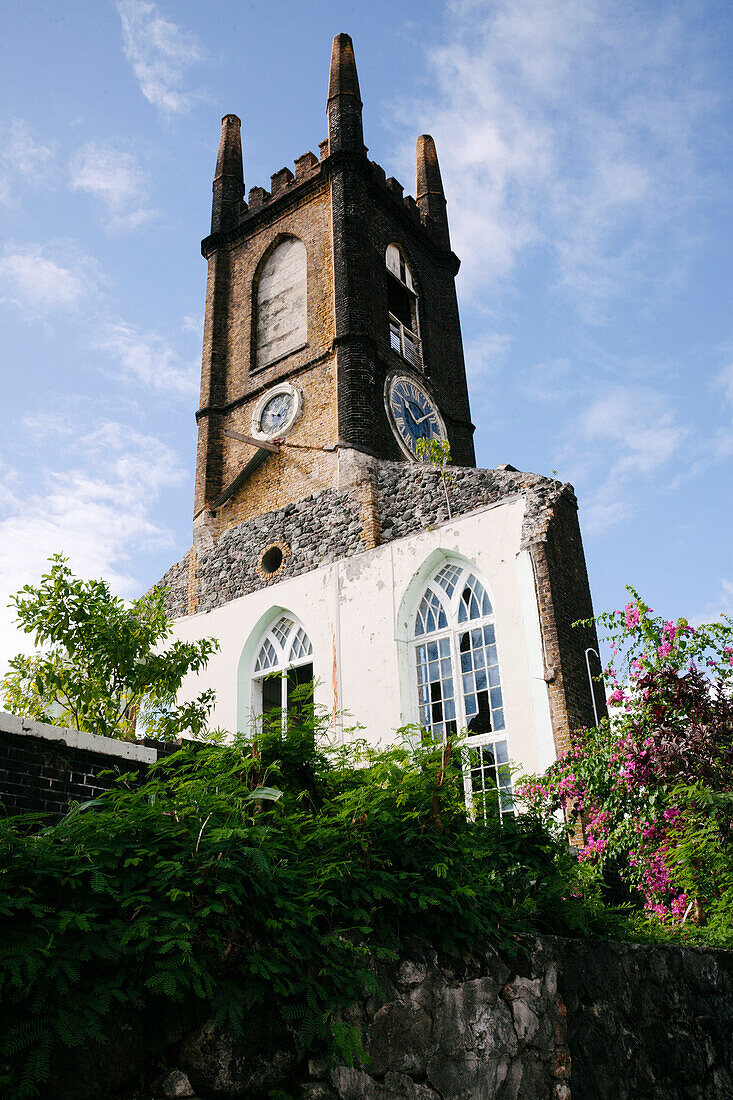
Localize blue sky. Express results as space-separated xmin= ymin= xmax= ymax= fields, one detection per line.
xmin=0 ymin=0 xmax=731 ymax=671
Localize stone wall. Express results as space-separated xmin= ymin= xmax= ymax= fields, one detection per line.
xmin=167 ymin=462 xmax=566 ymax=620
xmin=0 ymin=711 xmax=167 ymax=821
xmin=49 ymin=936 xmax=733 ymax=1099
xmin=193 ymin=487 xmax=364 ymax=615
xmin=156 ymin=551 xmax=190 ymax=619
xmin=158 ymin=459 xmax=604 ymax=754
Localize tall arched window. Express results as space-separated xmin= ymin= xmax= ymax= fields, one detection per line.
xmin=252 ymin=614 xmax=313 ymax=730
xmin=386 ymin=244 xmax=422 ymax=370
xmin=256 ymin=237 xmax=307 ymax=369
xmin=411 ymin=561 xmax=513 ymax=818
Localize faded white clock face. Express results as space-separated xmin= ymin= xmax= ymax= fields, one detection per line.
xmin=253 ymin=383 xmax=302 ymax=440
xmin=259 ymin=392 xmax=295 ymax=436
xmin=386 ymin=375 xmax=446 ymax=458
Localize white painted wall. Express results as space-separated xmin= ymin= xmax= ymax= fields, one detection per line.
xmin=171 ymin=496 xmax=555 ymax=777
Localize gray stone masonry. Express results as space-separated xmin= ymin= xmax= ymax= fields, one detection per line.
xmin=159 ymin=462 xmax=569 ymax=620
xmin=55 ymin=935 xmax=731 ymax=1098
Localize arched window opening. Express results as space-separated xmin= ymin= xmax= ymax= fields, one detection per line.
xmin=411 ymin=561 xmax=513 ymax=819
xmin=252 ymin=614 xmax=313 ymax=731
xmin=386 ymin=244 xmax=422 ymax=370
xmin=256 ymin=237 xmax=307 ymax=369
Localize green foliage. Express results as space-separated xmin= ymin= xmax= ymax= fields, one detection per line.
xmin=2 ymin=555 xmax=218 ymax=741
xmin=0 ymin=718 xmax=604 ymax=1096
xmin=416 ymin=437 xmax=453 ymax=519
xmin=416 ymin=436 xmax=451 ymax=468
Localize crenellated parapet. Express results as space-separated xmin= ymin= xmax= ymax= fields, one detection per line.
xmin=204 ymin=35 xmax=453 ymax=256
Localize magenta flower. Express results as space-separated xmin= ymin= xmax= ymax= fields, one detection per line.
xmin=624 ymin=603 xmax=641 ymax=629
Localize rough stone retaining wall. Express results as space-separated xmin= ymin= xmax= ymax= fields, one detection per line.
xmin=51 ymin=936 xmax=732 ymax=1099
xmin=0 ymin=711 xmax=170 ymax=820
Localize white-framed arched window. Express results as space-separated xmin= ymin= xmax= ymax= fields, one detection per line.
xmin=251 ymin=614 xmax=313 ymax=730
xmin=386 ymin=243 xmax=422 ymax=370
xmin=411 ymin=561 xmax=513 ymax=818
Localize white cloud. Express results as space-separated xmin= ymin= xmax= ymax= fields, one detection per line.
xmin=4 ymin=119 xmax=54 ymax=179
xmin=398 ymin=0 xmax=713 ymax=314
xmin=717 ymin=361 xmax=733 ymax=408
xmin=117 ymin=1 xmax=205 ymax=114
xmin=0 ymin=244 xmax=93 ymax=312
xmin=182 ymin=313 xmax=203 ymax=335
xmin=70 ymin=142 xmax=154 ymax=230
xmin=0 ymin=420 xmax=185 ymax=673
xmin=0 ymin=119 xmax=54 ymax=204
xmin=518 ymin=358 xmax=572 ymax=402
xmin=464 ymin=330 xmax=512 ymax=381
xmin=568 ymin=386 xmax=688 ymax=533
xmin=97 ymin=321 xmax=198 ymax=395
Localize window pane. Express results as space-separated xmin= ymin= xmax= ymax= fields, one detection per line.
xmin=287 ymin=662 xmax=314 ymax=726
xmin=416 ymin=641 xmax=454 ymax=741
xmin=434 ymin=563 xmax=462 ymax=597
xmin=272 ymin=616 xmax=293 ymax=649
xmin=387 ymin=273 xmax=413 ymax=329
xmin=468 ymin=738 xmax=513 ymax=821
xmin=254 ymin=637 xmax=278 ymax=673
xmin=261 ymin=672 xmax=283 ymax=727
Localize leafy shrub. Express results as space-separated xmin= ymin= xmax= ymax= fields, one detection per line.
xmin=2 ymin=555 xmax=218 ymax=741
xmin=0 ymin=717 xmax=601 ymax=1097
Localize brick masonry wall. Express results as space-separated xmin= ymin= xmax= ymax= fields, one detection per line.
xmin=0 ymin=712 xmax=165 ymax=821
xmin=532 ymin=497 xmax=606 ymax=757
xmin=195 ymin=138 xmax=477 ymax=531
xmin=329 ymin=155 xmax=475 ymax=469
xmin=215 ymin=358 xmax=339 ymax=528
xmin=196 ymin=172 xmax=338 ymax=523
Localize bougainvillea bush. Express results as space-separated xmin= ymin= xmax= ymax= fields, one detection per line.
xmin=518 ymin=589 xmax=733 ymax=943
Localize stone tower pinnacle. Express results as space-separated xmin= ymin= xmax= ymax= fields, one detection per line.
xmin=211 ymin=113 xmax=244 ymax=234
xmin=327 ymin=33 xmax=364 ymax=154
xmin=415 ymin=134 xmax=449 ymax=248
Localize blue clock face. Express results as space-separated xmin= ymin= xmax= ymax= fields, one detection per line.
xmin=388 ymin=376 xmax=444 ymax=457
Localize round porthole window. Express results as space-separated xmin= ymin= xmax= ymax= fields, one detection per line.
xmin=261 ymin=546 xmax=283 ymax=574
xmin=258 ymin=543 xmax=289 ymax=578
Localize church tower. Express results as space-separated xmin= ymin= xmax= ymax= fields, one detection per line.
xmin=160 ymin=34 xmax=605 ymax=794
xmin=194 ymin=34 xmax=474 ymax=549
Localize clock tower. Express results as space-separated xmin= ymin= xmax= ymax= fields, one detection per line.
xmin=194 ymin=33 xmax=474 ymax=551
xmin=160 ymin=33 xmax=604 ymax=790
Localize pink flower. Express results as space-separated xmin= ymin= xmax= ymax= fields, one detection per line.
xmin=608 ymin=688 xmax=627 ymax=705
xmin=657 ymin=642 xmax=673 ymax=659
xmin=624 ymin=603 xmax=641 ymax=629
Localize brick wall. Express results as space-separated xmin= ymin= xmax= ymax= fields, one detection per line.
xmin=0 ymin=712 xmax=167 ymax=822
xmin=194 ymin=135 xmax=476 ymax=533
xmin=196 ymin=170 xmax=338 ymax=524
